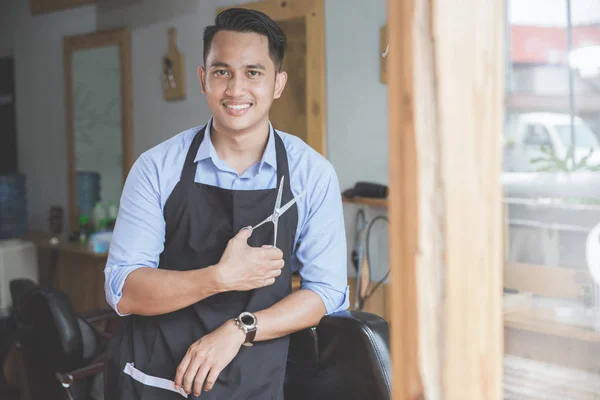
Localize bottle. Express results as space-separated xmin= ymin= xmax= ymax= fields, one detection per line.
xmin=93 ymin=202 xmax=107 ymax=233
xmin=107 ymin=201 xmax=118 ymax=230
xmin=79 ymin=215 xmax=89 ymax=245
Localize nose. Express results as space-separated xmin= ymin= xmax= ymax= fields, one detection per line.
xmin=225 ymin=74 xmax=247 ymax=97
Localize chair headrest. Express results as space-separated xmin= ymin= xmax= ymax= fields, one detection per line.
xmin=318 ymin=311 xmax=391 ymax=397
xmin=9 ymin=278 xmax=37 ymax=319
xmin=20 ymin=287 xmax=84 ymax=372
xmin=285 ymin=310 xmax=391 ymax=400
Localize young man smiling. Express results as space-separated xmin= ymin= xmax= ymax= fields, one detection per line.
xmin=104 ymin=8 xmax=349 ymax=399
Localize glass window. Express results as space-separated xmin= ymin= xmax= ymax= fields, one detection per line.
xmin=523 ymin=124 xmax=552 ymax=145
xmin=555 ymin=122 xmax=600 ymax=147
xmin=503 ymin=0 xmax=600 ymax=396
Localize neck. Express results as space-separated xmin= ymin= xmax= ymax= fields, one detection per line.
xmin=210 ymin=118 xmax=270 ymax=176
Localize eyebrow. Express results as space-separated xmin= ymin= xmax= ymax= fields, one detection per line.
xmin=209 ymin=61 xmax=267 ymax=71
xmin=246 ymin=64 xmax=267 ymax=71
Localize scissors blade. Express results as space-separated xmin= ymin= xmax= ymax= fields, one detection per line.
xmin=275 ymin=175 xmax=285 ymax=211
xmin=273 ymin=218 xmax=278 ymax=248
xmin=251 ymin=214 xmax=273 ymax=231
xmin=277 ymin=190 xmax=306 ymax=216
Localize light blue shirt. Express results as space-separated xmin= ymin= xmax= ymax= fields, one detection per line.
xmin=105 ymin=118 xmax=350 ymax=316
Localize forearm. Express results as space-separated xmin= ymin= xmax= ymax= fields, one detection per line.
xmin=253 ymin=289 xmax=326 ymax=342
xmin=118 ymin=266 xmax=223 ymax=316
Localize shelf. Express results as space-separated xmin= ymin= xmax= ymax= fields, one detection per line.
xmin=342 ymin=196 xmax=388 ymax=208
xmin=27 ymin=230 xmax=108 ymax=259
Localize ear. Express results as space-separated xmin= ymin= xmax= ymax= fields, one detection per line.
xmin=198 ymin=66 xmax=207 ymax=94
xmin=273 ymin=71 xmax=287 ymax=99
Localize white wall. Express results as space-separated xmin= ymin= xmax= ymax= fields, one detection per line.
xmin=1 ymin=0 xmax=390 ymax=280
xmin=0 ymin=0 xmax=97 ymax=230
xmin=323 ymin=0 xmax=389 ymax=282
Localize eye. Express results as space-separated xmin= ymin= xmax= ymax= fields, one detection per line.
xmin=248 ymin=70 xmax=262 ymax=77
xmin=214 ymin=70 xmax=229 ymax=77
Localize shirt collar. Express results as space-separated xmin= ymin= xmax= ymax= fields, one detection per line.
xmin=194 ymin=117 xmax=277 ymax=172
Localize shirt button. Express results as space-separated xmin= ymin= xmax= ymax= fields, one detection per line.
xmin=106 ymin=266 xmax=112 ymax=273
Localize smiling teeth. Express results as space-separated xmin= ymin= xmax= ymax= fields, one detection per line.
xmin=228 ymin=104 xmax=250 ymax=110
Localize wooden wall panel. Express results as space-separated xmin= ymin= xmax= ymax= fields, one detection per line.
xmin=434 ymin=0 xmax=505 ymax=396
xmin=388 ymin=0 xmax=504 ymax=399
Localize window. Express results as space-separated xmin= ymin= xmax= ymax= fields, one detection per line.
xmin=503 ymin=0 xmax=600 ymax=396
xmin=555 ymin=122 xmax=600 ymax=148
xmin=523 ymin=124 xmax=552 ymax=146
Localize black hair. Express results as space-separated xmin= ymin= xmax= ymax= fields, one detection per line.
xmin=203 ymin=8 xmax=287 ymax=72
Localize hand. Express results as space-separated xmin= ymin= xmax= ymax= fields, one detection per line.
xmin=215 ymin=227 xmax=285 ymax=291
xmin=174 ymin=320 xmax=246 ymax=396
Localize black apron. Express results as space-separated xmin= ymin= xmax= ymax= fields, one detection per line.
xmin=105 ymin=125 xmax=298 ymax=400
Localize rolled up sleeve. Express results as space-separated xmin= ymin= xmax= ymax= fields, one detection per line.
xmin=295 ymin=165 xmax=350 ymax=315
xmin=105 ymin=154 xmax=165 ymax=316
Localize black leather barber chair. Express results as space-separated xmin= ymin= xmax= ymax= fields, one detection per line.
xmin=12 ymin=281 xmax=118 ymax=400
xmin=285 ymin=310 xmax=391 ymax=400
xmin=14 ymin=281 xmax=391 ymax=400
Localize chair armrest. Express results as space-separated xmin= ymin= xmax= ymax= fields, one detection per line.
xmin=56 ymin=361 xmax=105 ymax=393
xmin=80 ymin=307 xmax=119 ymax=324
xmin=56 ymin=361 xmax=105 ymax=389
xmin=69 ymin=361 xmax=105 ymax=381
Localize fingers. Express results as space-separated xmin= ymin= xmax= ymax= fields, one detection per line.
xmin=263 ymin=277 xmax=276 ymax=287
xmin=270 ymin=259 xmax=285 ymax=271
xmin=205 ymin=366 xmax=222 ymax=392
xmin=193 ymin=364 xmax=211 ymax=397
xmin=174 ymin=352 xmax=192 ymax=390
xmin=262 ymin=246 xmax=284 ymax=260
xmin=182 ymin=355 xmax=203 ymax=395
xmin=266 ymin=268 xmax=282 ymax=279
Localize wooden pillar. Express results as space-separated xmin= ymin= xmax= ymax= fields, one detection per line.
xmin=387 ymin=0 xmax=505 ymax=398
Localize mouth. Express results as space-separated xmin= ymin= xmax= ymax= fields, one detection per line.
xmin=223 ymin=102 xmax=253 ymax=116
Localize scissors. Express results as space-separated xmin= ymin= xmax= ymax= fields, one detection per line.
xmin=245 ymin=175 xmax=305 ymax=248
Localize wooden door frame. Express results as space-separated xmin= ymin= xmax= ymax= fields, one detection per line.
xmin=387 ymin=0 xmax=423 ymax=396
xmin=218 ymin=0 xmax=327 ymax=156
xmin=387 ymin=0 xmax=505 ymax=398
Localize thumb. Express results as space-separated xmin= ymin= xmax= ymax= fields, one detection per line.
xmin=236 ymin=226 xmax=253 ymax=242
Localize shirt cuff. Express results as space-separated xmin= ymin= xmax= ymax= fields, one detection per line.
xmin=104 ymin=264 xmax=147 ymax=316
xmin=301 ymin=282 xmax=350 ymax=315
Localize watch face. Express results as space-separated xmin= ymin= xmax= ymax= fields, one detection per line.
xmin=239 ymin=312 xmax=257 ymax=327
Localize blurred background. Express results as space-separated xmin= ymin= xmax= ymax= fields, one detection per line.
xmin=0 ymin=0 xmax=599 ymax=398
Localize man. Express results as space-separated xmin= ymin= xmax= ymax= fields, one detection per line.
xmin=104 ymin=7 xmax=349 ymax=399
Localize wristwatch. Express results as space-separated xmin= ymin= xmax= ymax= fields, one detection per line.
xmin=234 ymin=311 xmax=258 ymax=347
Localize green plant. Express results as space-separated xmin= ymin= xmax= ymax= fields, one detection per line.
xmin=530 ymin=145 xmax=600 ymax=172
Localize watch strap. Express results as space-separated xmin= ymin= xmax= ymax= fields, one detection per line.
xmin=243 ymin=327 xmax=257 ymax=347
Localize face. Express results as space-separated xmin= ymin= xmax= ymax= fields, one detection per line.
xmin=199 ymin=30 xmax=287 ymax=135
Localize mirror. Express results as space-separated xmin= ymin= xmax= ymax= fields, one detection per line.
xmin=64 ymin=28 xmax=133 ymax=232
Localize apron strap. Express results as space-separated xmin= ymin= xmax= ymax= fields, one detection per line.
xmin=180 ymin=126 xmax=206 ymax=183
xmin=273 ymin=130 xmax=292 ymax=194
